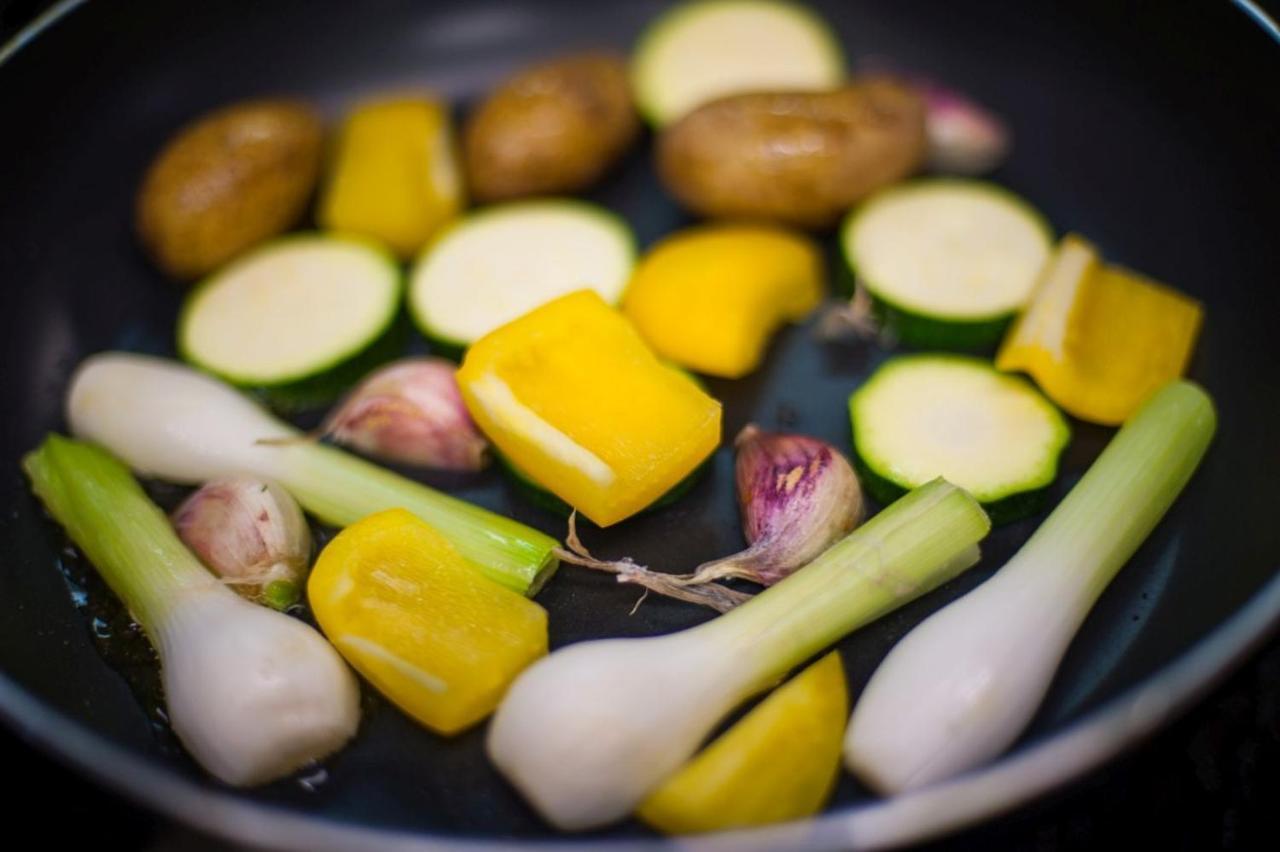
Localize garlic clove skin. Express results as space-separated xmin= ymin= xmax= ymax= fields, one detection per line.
xmin=699 ymin=424 xmax=863 ymax=586
xmin=924 ymin=88 xmax=1010 ymax=176
xmin=322 ymin=358 xmax=489 ymax=471
xmin=172 ymin=477 xmax=311 ymax=610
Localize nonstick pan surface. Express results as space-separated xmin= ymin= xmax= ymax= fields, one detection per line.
xmin=1 ymin=1 xmax=1279 ymax=848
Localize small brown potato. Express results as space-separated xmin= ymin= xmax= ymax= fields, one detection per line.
xmin=136 ymin=99 xmax=323 ymax=281
xmin=463 ymin=52 xmax=639 ymax=202
xmin=656 ymin=78 xmax=928 ymax=229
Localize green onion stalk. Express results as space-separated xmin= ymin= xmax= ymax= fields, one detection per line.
xmin=65 ymin=352 xmax=558 ymax=596
xmin=487 ymin=478 xmax=990 ymax=830
xmin=24 ymin=435 xmax=360 ymax=786
xmin=844 ymin=380 xmax=1217 ymax=793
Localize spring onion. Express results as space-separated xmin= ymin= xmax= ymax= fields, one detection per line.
xmin=23 ymin=435 xmax=360 ymax=786
xmin=487 ymin=478 xmax=989 ymax=830
xmin=844 ymin=380 xmax=1216 ymax=793
xmin=65 ymin=352 xmax=558 ymax=596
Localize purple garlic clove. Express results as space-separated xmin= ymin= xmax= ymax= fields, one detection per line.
xmin=322 ymin=358 xmax=489 ymax=471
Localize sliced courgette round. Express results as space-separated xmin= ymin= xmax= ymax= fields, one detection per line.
xmin=178 ymin=234 xmax=403 ymax=409
xmin=841 ymin=180 xmax=1053 ymax=350
xmin=407 ymin=200 xmax=636 ymax=352
xmin=849 ymin=354 xmax=1069 ymax=523
xmin=632 ymin=0 xmax=846 ymax=126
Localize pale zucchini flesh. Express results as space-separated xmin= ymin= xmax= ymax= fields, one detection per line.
xmin=632 ymin=0 xmax=845 ymax=126
xmin=842 ymin=180 xmax=1053 ymax=348
xmin=178 ymin=235 xmax=402 ymax=399
xmin=850 ymin=355 xmax=1069 ymax=521
xmin=408 ymin=200 xmax=635 ymax=350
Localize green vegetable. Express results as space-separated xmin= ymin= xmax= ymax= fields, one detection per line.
xmin=850 ymin=354 xmax=1069 ymax=523
xmin=631 ymin=0 xmax=846 ymax=126
xmin=845 ymin=380 xmax=1216 ymax=793
xmin=487 ymin=478 xmax=990 ymax=830
xmin=23 ymin=436 xmax=360 ymax=786
xmin=407 ymin=200 xmax=635 ymax=352
xmin=66 ymin=352 xmax=559 ymax=596
xmin=841 ymin=179 xmax=1053 ymax=349
xmin=178 ymin=234 xmax=403 ymax=410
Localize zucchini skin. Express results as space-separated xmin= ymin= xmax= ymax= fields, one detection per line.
xmin=849 ymin=448 xmax=1050 ymax=525
xmin=868 ymin=293 xmax=1013 ymax=352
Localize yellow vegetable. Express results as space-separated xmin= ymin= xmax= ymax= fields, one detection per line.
xmin=318 ymin=97 xmax=464 ymax=258
xmin=623 ymin=225 xmax=823 ymax=378
xmin=997 ymin=234 xmax=1203 ymax=425
xmin=308 ymin=508 xmax=547 ymax=735
xmin=457 ymin=290 xmax=722 ymax=527
xmin=637 ymin=651 xmax=848 ymax=834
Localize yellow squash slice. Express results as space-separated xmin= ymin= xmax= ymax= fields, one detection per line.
xmin=308 ymin=509 xmax=547 ymax=735
xmin=318 ymin=97 xmax=463 ymax=258
xmin=623 ymin=224 xmax=823 ymax=378
xmin=997 ymin=234 xmax=1203 ymax=425
xmin=457 ymin=290 xmax=722 ymax=527
xmin=638 ymin=651 xmax=848 ymax=834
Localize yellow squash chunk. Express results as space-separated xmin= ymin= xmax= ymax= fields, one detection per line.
xmin=997 ymin=234 xmax=1203 ymax=425
xmin=637 ymin=652 xmax=848 ymax=834
xmin=318 ymin=97 xmax=463 ymax=258
xmin=308 ymin=509 xmax=547 ymax=735
xmin=623 ymin=224 xmax=823 ymax=378
xmin=458 ymin=290 xmax=721 ymax=527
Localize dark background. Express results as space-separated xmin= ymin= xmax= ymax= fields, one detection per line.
xmin=2 ymin=0 xmax=1278 ymax=849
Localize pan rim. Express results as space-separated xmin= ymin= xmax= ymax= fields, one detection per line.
xmin=1 ymin=0 xmax=1278 ymax=848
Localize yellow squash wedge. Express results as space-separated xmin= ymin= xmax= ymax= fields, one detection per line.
xmin=318 ymin=97 xmax=463 ymax=258
xmin=457 ymin=290 xmax=722 ymax=527
xmin=308 ymin=509 xmax=547 ymax=735
xmin=997 ymin=234 xmax=1203 ymax=425
xmin=637 ymin=651 xmax=848 ymax=834
xmin=623 ymin=224 xmax=823 ymax=378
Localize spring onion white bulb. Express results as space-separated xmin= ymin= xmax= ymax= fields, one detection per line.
xmin=488 ymin=479 xmax=989 ymax=830
xmin=23 ymin=436 xmax=360 ymax=786
xmin=844 ymin=380 xmax=1216 ymax=793
xmin=65 ymin=352 xmax=557 ymax=596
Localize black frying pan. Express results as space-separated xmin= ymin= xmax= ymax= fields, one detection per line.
xmin=2 ymin=0 xmax=1279 ymax=848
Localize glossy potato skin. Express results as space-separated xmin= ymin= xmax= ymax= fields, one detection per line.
xmin=656 ymin=78 xmax=928 ymax=229
xmin=463 ymin=53 xmax=639 ymax=202
xmin=136 ymin=100 xmax=323 ymax=280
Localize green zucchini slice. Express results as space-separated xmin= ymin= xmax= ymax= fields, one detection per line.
xmin=408 ymin=200 xmax=635 ymax=352
xmin=850 ymin=354 xmax=1069 ymax=522
xmin=178 ymin=234 xmax=402 ymax=409
xmin=632 ymin=0 xmax=846 ymax=126
xmin=841 ymin=180 xmax=1053 ymax=350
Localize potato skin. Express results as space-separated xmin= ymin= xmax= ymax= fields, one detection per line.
xmin=136 ymin=100 xmax=323 ymax=280
xmin=656 ymin=78 xmax=927 ymax=229
xmin=463 ymin=53 xmax=639 ymax=202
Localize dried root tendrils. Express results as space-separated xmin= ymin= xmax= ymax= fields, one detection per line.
xmin=814 ymin=289 xmax=895 ymax=347
xmin=555 ymin=513 xmax=752 ymax=613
